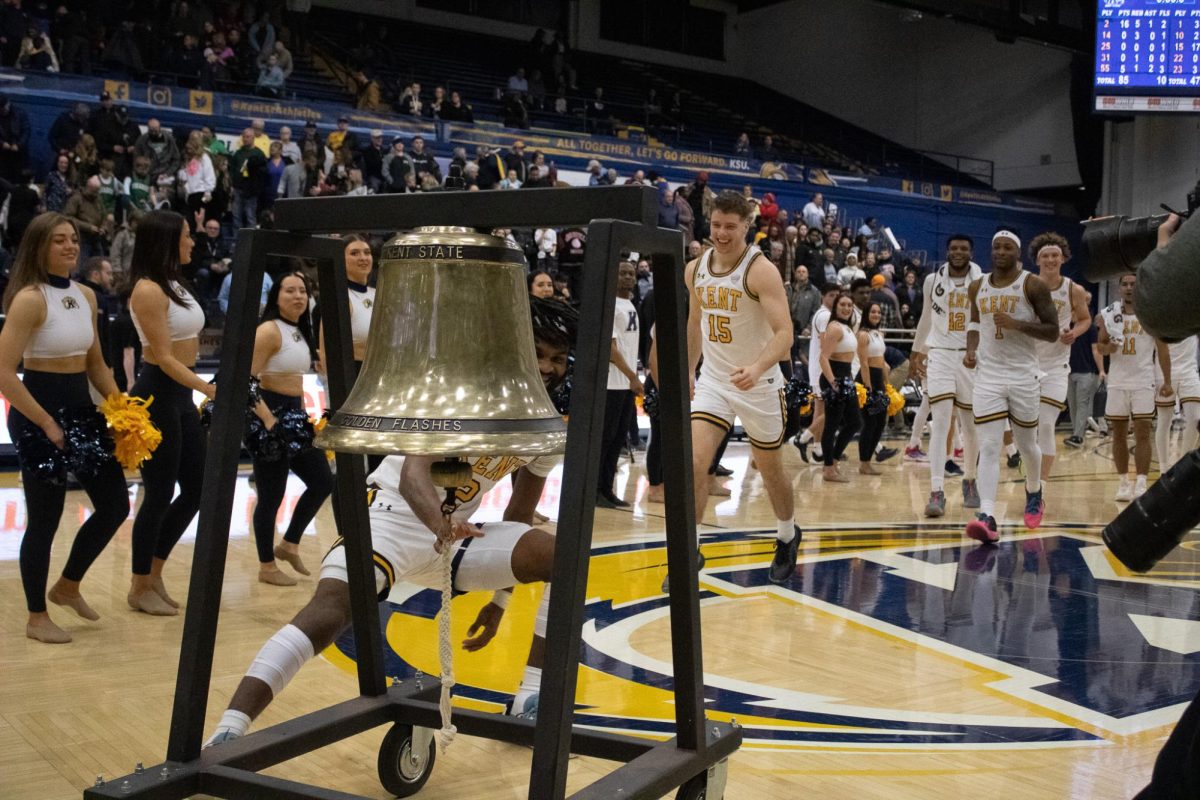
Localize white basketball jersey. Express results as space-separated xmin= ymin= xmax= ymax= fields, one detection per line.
xmin=924 ymin=262 xmax=982 ymax=350
xmin=1107 ymin=307 xmax=1156 ymax=390
xmin=694 ymin=246 xmax=783 ymax=388
xmin=368 ymin=454 xmax=558 ymax=520
xmin=1157 ymin=336 xmax=1199 ymax=389
xmin=1036 ymin=275 xmax=1074 ymax=369
xmin=975 ymin=270 xmax=1039 ymax=378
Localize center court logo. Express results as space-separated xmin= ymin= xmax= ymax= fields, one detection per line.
xmin=328 ymin=524 xmax=1200 ymax=749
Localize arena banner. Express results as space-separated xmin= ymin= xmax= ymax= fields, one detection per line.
xmin=808 ymin=166 xmax=1056 ymax=216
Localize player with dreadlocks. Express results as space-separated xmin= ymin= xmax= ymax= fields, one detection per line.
xmin=204 ymin=296 xmax=579 ymax=746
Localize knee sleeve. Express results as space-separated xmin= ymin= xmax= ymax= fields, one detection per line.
xmin=245 ymin=623 xmax=315 ymax=698
xmin=1156 ymin=406 xmax=1174 ymax=467
xmin=1039 ymin=404 xmax=1060 ymax=458
xmin=1010 ymin=422 xmax=1042 ymax=491
xmin=534 ymin=585 xmax=550 ymax=639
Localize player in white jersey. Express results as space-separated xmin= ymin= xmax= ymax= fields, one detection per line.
xmin=963 ymin=230 xmax=1060 ymax=544
xmin=204 ymin=297 xmax=577 ymax=747
xmin=1155 ymin=336 xmax=1200 ymax=469
xmin=795 ymin=282 xmax=842 ymax=463
xmin=1098 ymin=273 xmax=1172 ymax=500
xmin=911 ymin=234 xmax=983 ymax=517
xmin=1029 ymin=232 xmax=1091 ymax=483
xmin=687 ymin=190 xmax=801 ymax=585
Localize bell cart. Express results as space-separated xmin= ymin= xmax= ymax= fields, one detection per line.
xmin=84 ymin=185 xmax=741 ymax=800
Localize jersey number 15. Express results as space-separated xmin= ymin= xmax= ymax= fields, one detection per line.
xmin=707 ymin=314 xmax=732 ymax=344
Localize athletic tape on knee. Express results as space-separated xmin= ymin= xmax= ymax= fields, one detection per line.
xmin=245 ymin=623 xmax=315 ymax=697
xmin=534 ymin=585 xmax=551 ymax=639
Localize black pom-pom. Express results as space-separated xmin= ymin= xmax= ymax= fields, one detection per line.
xmin=642 ymin=387 xmax=660 ymax=421
xmin=821 ymin=376 xmax=856 ymax=407
xmin=15 ymin=424 xmax=68 ymax=486
xmin=274 ymin=407 xmax=315 ymax=457
xmin=59 ymin=406 xmax=116 ymax=479
xmin=865 ymin=388 xmax=889 ymax=416
xmin=785 ymin=378 xmax=813 ymax=412
xmin=549 ymin=356 xmax=574 ymax=416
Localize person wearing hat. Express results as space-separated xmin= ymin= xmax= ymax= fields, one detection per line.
xmin=476 ymin=144 xmax=505 ymax=190
xmin=49 ymin=102 xmax=91 ymax=155
xmin=360 ymin=129 xmax=386 ymax=192
xmin=382 ymin=136 xmax=413 ymax=193
xmin=325 ymin=115 xmax=358 ymax=155
xmin=89 ymin=92 xmax=125 ymax=170
xmin=870 ymin=273 xmax=903 ymax=329
xmin=0 ymin=93 xmax=29 ymax=183
xmin=299 ymin=119 xmax=323 ymax=153
xmin=682 ymin=171 xmax=715 ymax=241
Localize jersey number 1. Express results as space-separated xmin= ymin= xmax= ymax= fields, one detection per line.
xmin=707 ymin=314 xmax=732 ymax=344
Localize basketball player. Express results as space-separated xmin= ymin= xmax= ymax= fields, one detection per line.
xmin=795 ymin=282 xmax=841 ymax=463
xmin=687 ymin=190 xmax=801 ymax=585
xmin=963 ymin=230 xmax=1060 ymax=544
xmin=1029 ymin=232 xmax=1091 ymax=483
xmin=1156 ymin=336 xmax=1200 ymax=469
xmin=1097 ymin=274 xmax=1171 ymax=501
xmin=204 ymin=297 xmax=577 ymax=746
xmin=910 ymin=234 xmax=982 ymax=517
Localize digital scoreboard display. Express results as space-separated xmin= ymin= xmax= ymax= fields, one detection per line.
xmin=1095 ymin=0 xmax=1200 ymax=112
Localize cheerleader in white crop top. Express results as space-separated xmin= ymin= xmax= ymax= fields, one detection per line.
xmin=818 ymin=291 xmax=862 ymax=480
xmin=0 ymin=212 xmax=129 ymax=643
xmin=127 ymin=211 xmax=214 ymax=617
xmin=856 ymin=302 xmax=891 ymax=475
xmin=249 ymin=272 xmax=332 ymax=583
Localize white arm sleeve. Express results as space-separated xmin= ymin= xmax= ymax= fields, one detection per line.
xmin=912 ymin=273 xmax=935 ymax=354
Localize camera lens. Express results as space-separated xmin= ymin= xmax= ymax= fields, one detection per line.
xmin=1081 ymin=213 xmax=1168 ymax=281
xmin=1102 ymin=450 xmax=1200 ymax=572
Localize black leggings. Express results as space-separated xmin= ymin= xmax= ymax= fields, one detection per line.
xmin=10 ymin=371 xmax=129 ymax=612
xmin=858 ymin=367 xmax=888 ymax=462
xmin=251 ymin=391 xmax=333 ymax=563
xmin=130 ymin=365 xmax=206 ymax=575
xmin=820 ymin=361 xmax=861 ymax=467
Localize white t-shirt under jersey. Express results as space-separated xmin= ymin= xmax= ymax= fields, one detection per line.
xmin=608 ymin=295 xmax=639 ymax=390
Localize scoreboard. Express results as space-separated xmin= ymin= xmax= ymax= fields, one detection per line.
xmin=1095 ymin=0 xmax=1200 ymax=113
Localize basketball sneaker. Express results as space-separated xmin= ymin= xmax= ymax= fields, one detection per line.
xmin=1023 ymin=488 xmax=1045 ymax=529
xmin=1134 ymin=475 xmax=1148 ymax=498
xmin=924 ymin=490 xmax=946 ymax=518
xmin=904 ymin=446 xmax=928 ymax=462
xmin=794 ymin=437 xmax=811 ymax=463
xmin=944 ymin=459 xmax=963 ymax=476
xmin=203 ymin=729 xmax=241 ymax=749
xmin=768 ymin=526 xmax=802 ymax=585
xmin=1064 ymin=435 xmax=1084 ymax=448
xmin=1006 ymin=451 xmax=1022 ymax=469
xmin=875 ymin=446 xmax=899 ymax=463
xmin=509 ymin=693 xmax=539 ymax=720
xmin=962 ymin=479 xmax=981 ymax=509
xmin=1114 ymin=477 xmax=1133 ymax=502
xmin=661 ymin=549 xmax=706 ymax=594
xmin=966 ymin=513 xmax=1000 ymax=544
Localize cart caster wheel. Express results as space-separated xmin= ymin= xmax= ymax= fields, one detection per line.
xmin=377 ymin=724 xmax=435 ymax=797
xmin=675 ymin=774 xmax=708 ymax=800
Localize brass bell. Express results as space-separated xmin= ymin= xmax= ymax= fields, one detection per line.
xmin=315 ymin=226 xmax=567 ymax=457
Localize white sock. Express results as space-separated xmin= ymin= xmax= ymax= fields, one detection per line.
xmin=1156 ymin=405 xmax=1174 ymax=470
xmin=206 ymin=709 xmax=251 ymax=745
xmin=957 ymin=407 xmax=979 ymax=480
xmin=908 ymin=395 xmax=931 ymax=448
xmin=1005 ymin=442 xmax=1018 ymax=457
xmin=798 ymin=429 xmax=813 ymax=444
xmin=928 ymin=401 xmax=953 ymax=492
xmin=776 ymin=519 xmax=795 ymax=543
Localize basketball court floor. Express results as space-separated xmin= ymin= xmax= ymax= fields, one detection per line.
xmin=2 ymin=428 xmax=1195 ymax=799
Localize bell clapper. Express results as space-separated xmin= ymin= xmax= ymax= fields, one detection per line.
xmin=428 ymin=456 xmax=474 ymax=752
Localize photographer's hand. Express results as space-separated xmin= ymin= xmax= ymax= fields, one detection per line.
xmin=1158 ymin=214 xmax=1182 ymax=248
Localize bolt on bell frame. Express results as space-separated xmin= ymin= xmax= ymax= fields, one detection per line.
xmin=84 ymin=185 xmax=741 ymax=800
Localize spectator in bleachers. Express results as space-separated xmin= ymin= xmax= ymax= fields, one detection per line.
xmin=859 ymin=216 xmax=879 ymax=244
xmin=529 ymin=150 xmax=553 ymax=184
xmin=759 ymin=192 xmax=779 ymax=224
xmin=757 ymin=134 xmax=781 ymax=163
xmin=897 ymin=268 xmax=923 ymax=323
xmin=528 ymin=70 xmax=546 ymax=110
xmin=870 ymin=274 xmax=902 ymax=329
xmin=1 ymin=166 xmax=39 ymax=249
xmin=70 ymin=133 xmax=99 ymax=187
xmin=299 ymin=119 xmax=322 ymax=152
xmin=0 ymin=0 xmax=26 ymax=66
xmin=586 ymin=87 xmax=612 ymax=135
xmin=802 ymin=192 xmax=826 ymax=230
xmin=96 ymin=158 xmax=122 ymax=230
xmin=656 ymin=182 xmax=677 ymax=229
xmin=89 ymin=92 xmax=123 ymax=169
xmin=110 ymin=214 xmax=136 ymax=281
xmin=781 ymin=225 xmax=799 ymax=274
xmin=505 ymin=140 xmax=529 ymax=183
xmin=359 ymin=130 xmax=385 ymax=193
xmin=201 ymin=126 xmax=228 ymax=158
xmin=266 ymin=40 xmax=293 ymax=78
xmin=326 ymin=115 xmax=358 ymax=155
xmin=586 ymin=159 xmax=603 ymax=186
xmin=382 ymin=137 xmax=412 ymax=193
xmin=499 ymin=169 xmax=521 ymax=190
xmin=836 ymin=253 xmax=863 ymax=287
xmin=17 ymin=24 xmax=57 ymax=71
xmin=523 ymin=163 xmax=548 ymax=188
xmin=166 ymin=1 xmax=208 ymax=42
xmin=192 ymin=218 xmax=230 ymax=306
xmin=0 ymin=93 xmax=28 ymax=181
xmin=225 ymin=27 xmax=252 ymax=82
xmin=278 ymin=126 xmax=301 ymax=163
xmin=210 ymin=152 xmax=232 ymax=220
xmin=440 ymin=90 xmax=473 ymax=123
xmin=248 ymin=10 xmax=276 ymax=59
xmin=428 ymin=86 xmax=447 ymax=118
xmin=682 ymin=171 xmax=714 ymax=241
xmin=448 ymin=146 xmax=468 ymax=175
xmin=280 ymin=148 xmax=315 ymax=198
xmin=174 ymin=34 xmax=206 ymax=87
xmin=44 ymin=152 xmax=74 ymax=212
xmin=230 ymin=128 xmax=267 ymax=229
xmin=409 ymin=136 xmax=441 ymax=184
xmin=461 ymin=161 xmax=479 ymax=190
xmin=354 ymin=70 xmax=381 ymax=111
xmin=123 ymin=155 xmax=157 ymax=218
xmin=476 ymin=145 xmax=505 ymax=190
xmin=49 ymin=102 xmax=90 ymax=155
xmin=623 ymin=170 xmax=646 ymax=186
xmin=862 ymin=250 xmax=878 ymax=275
xmin=787 ymin=264 xmax=822 ymax=335
xmin=202 ymin=46 xmax=231 ymax=89
xmin=179 ymin=131 xmax=215 ymax=230
xmin=134 ymin=119 xmax=182 ymax=186
xmin=64 ymin=176 xmax=108 ymax=259
xmin=104 ymin=19 xmax=145 ymax=75
xmin=534 ymin=226 xmax=556 ymax=269
xmin=262 ymin=141 xmax=288 ymax=208
xmin=733 ymin=132 xmax=750 ymax=157
xmin=323 ymin=146 xmax=355 ymax=194
xmin=507 ymin=68 xmax=529 ymax=100
xmin=643 ymin=88 xmax=662 ymax=128
xmin=674 ymin=187 xmax=694 ymax=243
xmin=256 ymin=53 xmax=287 ymax=98
xmin=398 ymin=82 xmax=423 ymax=116
xmin=502 ymin=90 xmax=529 ymax=130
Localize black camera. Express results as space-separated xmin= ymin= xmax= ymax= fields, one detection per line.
xmin=1081 ymin=180 xmax=1200 ymax=281
xmin=1103 ymin=450 xmax=1200 ymax=572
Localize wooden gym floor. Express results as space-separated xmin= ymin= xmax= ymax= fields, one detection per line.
xmin=1 ymin=427 xmax=1196 ymax=799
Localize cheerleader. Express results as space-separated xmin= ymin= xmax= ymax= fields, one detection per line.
xmin=818 ymin=291 xmax=861 ymax=483
xmin=856 ymin=302 xmax=889 ymax=476
xmin=250 ymin=271 xmax=333 ymax=582
xmin=128 ymin=210 xmax=213 ymax=615
xmin=0 ymin=213 xmax=130 ymax=642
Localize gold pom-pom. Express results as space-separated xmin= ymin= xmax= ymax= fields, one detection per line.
xmin=100 ymin=394 xmax=163 ymax=470
xmin=886 ymin=384 xmax=905 ymax=417
xmin=855 ymin=382 xmax=867 ymax=408
xmin=313 ymin=414 xmax=334 ymax=462
xmin=799 ymin=400 xmax=813 ymax=416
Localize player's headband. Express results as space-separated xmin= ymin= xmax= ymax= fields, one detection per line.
xmin=992 ymin=230 xmax=1021 ymax=249
xmin=1035 ymin=243 xmax=1063 ymax=256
